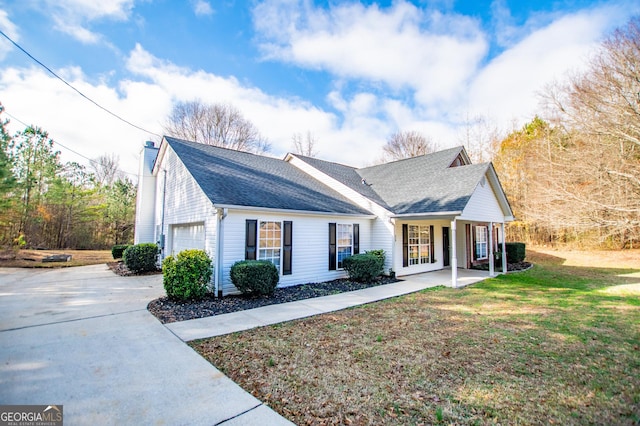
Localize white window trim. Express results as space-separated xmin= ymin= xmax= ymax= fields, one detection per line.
xmin=475 ymin=226 xmax=488 ymax=260
xmin=258 ymin=220 xmax=282 ymax=273
xmin=336 ymin=223 xmax=353 ymax=270
xmin=408 ymin=224 xmax=431 ymax=266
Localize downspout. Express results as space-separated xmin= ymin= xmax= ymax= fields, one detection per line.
xmin=215 ymin=208 xmax=227 ymax=297
xmin=160 ymin=170 xmax=167 ymax=258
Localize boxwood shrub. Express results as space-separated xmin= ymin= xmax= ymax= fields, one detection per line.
xmin=162 ymin=249 xmax=212 ymax=301
xmin=505 ymin=242 xmax=526 ymax=263
xmin=111 ymin=244 xmax=130 ymax=259
xmin=123 ymin=243 xmax=159 ymax=273
xmin=230 ymin=260 xmax=279 ymax=296
xmin=342 ymin=253 xmax=384 ymax=282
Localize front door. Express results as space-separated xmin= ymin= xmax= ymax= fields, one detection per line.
xmin=442 ymin=226 xmax=450 ymax=267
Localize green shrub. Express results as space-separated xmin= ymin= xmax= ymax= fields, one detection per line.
xmin=365 ymin=249 xmax=386 ymax=265
xmin=162 ymin=249 xmax=212 ymax=301
xmin=230 ymin=260 xmax=279 ymax=296
xmin=123 ymin=243 xmax=159 ymax=273
xmin=342 ymin=253 xmax=384 ymax=282
xmin=505 ymin=242 xmax=526 ymax=263
xmin=111 ymin=244 xmax=130 ymax=259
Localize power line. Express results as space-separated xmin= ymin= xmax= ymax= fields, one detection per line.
xmin=0 ymin=29 xmax=161 ymax=138
xmin=3 ymin=110 xmax=139 ymax=178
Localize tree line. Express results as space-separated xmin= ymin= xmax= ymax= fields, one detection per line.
xmin=0 ymin=106 xmax=136 ymax=250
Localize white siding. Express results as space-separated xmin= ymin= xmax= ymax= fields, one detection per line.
xmin=459 ymin=176 xmax=506 ymax=223
xmin=393 ymin=219 xmax=450 ymax=276
xmin=220 ymin=210 xmax=375 ymax=295
xmin=154 ymin=146 xmax=217 ymax=263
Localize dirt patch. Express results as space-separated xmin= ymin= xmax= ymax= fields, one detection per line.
xmin=0 ymin=249 xmax=113 ymax=268
xmin=529 ymin=247 xmax=640 ymax=269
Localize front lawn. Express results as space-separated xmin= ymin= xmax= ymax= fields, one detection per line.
xmin=191 ymin=249 xmax=640 ymax=425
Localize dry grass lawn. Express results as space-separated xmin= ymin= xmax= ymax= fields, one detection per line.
xmin=191 ymin=249 xmax=640 ymax=425
xmin=0 ymin=249 xmax=113 ymax=268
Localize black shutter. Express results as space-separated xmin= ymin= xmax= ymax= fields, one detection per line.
xmin=430 ymin=225 xmax=435 ymax=263
xmin=245 ymin=219 xmax=257 ymax=260
xmin=402 ymin=224 xmax=408 ymax=267
xmin=353 ymin=224 xmax=360 ymax=254
xmin=472 ymin=225 xmax=477 ymax=261
xmin=283 ymin=221 xmax=292 ymax=275
xmin=328 ymin=223 xmax=336 ymax=270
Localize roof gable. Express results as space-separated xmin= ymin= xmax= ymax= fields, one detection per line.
xmin=162 ymin=137 xmax=371 ymax=215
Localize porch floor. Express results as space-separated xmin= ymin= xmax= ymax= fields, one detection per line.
xmin=399 ymin=267 xmax=492 ymax=288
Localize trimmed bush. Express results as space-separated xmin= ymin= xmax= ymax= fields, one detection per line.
xmin=342 ymin=253 xmax=384 ymax=282
xmin=162 ymin=249 xmax=212 ymax=301
xmin=365 ymin=249 xmax=386 ymax=265
xmin=505 ymin=242 xmax=526 ymax=263
xmin=123 ymin=243 xmax=159 ymax=273
xmin=111 ymin=244 xmax=130 ymax=259
xmin=230 ymin=260 xmax=279 ymax=296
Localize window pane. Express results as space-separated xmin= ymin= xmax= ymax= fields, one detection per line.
xmin=259 ymin=221 xmax=281 ymax=271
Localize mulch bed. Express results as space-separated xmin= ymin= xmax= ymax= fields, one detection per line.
xmin=107 ymin=261 xmax=162 ymax=276
xmin=147 ymin=276 xmax=399 ymax=324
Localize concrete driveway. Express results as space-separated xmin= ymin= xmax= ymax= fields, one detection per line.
xmin=0 ymin=265 xmax=292 ymax=425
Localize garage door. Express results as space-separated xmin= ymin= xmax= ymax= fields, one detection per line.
xmin=171 ymin=223 xmax=205 ymax=255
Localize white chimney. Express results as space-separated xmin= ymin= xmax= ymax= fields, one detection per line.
xmin=133 ymin=141 xmax=159 ymax=244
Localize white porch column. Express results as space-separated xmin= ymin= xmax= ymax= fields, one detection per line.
xmin=489 ymin=222 xmax=495 ymax=277
xmin=451 ymin=219 xmax=458 ymax=288
xmin=501 ymin=222 xmax=507 ymax=273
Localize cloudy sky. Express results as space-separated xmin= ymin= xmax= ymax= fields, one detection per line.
xmin=0 ymin=0 xmax=638 ymax=177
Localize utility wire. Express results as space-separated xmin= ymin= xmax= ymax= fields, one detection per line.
xmin=0 ymin=29 xmax=161 ymax=138
xmin=3 ymin=110 xmax=139 ymax=178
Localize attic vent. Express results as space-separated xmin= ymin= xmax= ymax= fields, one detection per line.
xmin=480 ymin=177 xmax=486 ymax=187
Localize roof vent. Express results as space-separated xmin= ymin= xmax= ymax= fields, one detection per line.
xmin=145 ymin=141 xmax=155 ymax=148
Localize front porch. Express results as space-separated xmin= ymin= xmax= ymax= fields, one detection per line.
xmin=400 ymin=268 xmax=492 ymax=289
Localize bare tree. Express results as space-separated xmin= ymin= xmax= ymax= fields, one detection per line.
xmin=91 ymin=153 xmax=122 ymax=187
xmin=382 ymin=130 xmax=437 ymax=161
xmin=291 ymin=131 xmax=318 ymax=157
xmin=164 ymin=101 xmax=270 ymax=153
xmin=458 ymin=112 xmax=503 ymax=163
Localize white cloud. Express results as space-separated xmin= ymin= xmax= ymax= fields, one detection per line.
xmin=36 ymin=0 xmax=135 ymax=44
xmin=192 ymin=0 xmax=214 ymax=17
xmin=253 ymin=0 xmax=488 ymax=105
xmin=0 ymin=10 xmax=19 ymax=60
xmin=466 ymin=5 xmax=631 ymax=130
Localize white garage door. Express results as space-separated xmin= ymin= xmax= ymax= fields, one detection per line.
xmin=171 ymin=223 xmax=205 ymax=255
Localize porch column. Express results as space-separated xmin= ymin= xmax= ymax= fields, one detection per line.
xmin=451 ymin=219 xmax=458 ymax=288
xmin=489 ymin=222 xmax=495 ymax=277
xmin=501 ymin=222 xmax=507 ymax=273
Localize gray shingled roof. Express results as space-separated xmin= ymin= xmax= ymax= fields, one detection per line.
xmin=164 ymin=137 xmax=371 ymax=215
xmin=295 ymin=147 xmax=489 ymax=215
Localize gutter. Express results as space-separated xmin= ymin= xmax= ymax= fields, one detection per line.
xmin=212 ymin=203 xmax=376 ymax=219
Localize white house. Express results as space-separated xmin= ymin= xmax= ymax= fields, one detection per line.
xmin=135 ymin=136 xmax=514 ymax=296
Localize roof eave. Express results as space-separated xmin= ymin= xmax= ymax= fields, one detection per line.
xmin=212 ymin=203 xmax=376 ymax=219
xmin=390 ymin=211 xmax=463 ymax=221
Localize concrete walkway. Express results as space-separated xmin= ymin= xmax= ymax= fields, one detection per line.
xmin=0 ymin=265 xmax=293 ymax=425
xmin=167 ymin=268 xmax=490 ymax=341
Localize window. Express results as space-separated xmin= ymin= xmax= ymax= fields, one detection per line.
xmin=337 ymin=224 xmax=353 ymax=269
xmin=408 ymin=225 xmax=431 ymax=265
xmin=329 ymin=223 xmax=359 ymax=270
xmin=258 ymin=221 xmax=281 ymax=272
xmin=475 ymin=226 xmax=488 ymax=260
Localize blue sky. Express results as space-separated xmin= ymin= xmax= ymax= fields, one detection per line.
xmin=0 ymin=0 xmax=638 ymax=176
